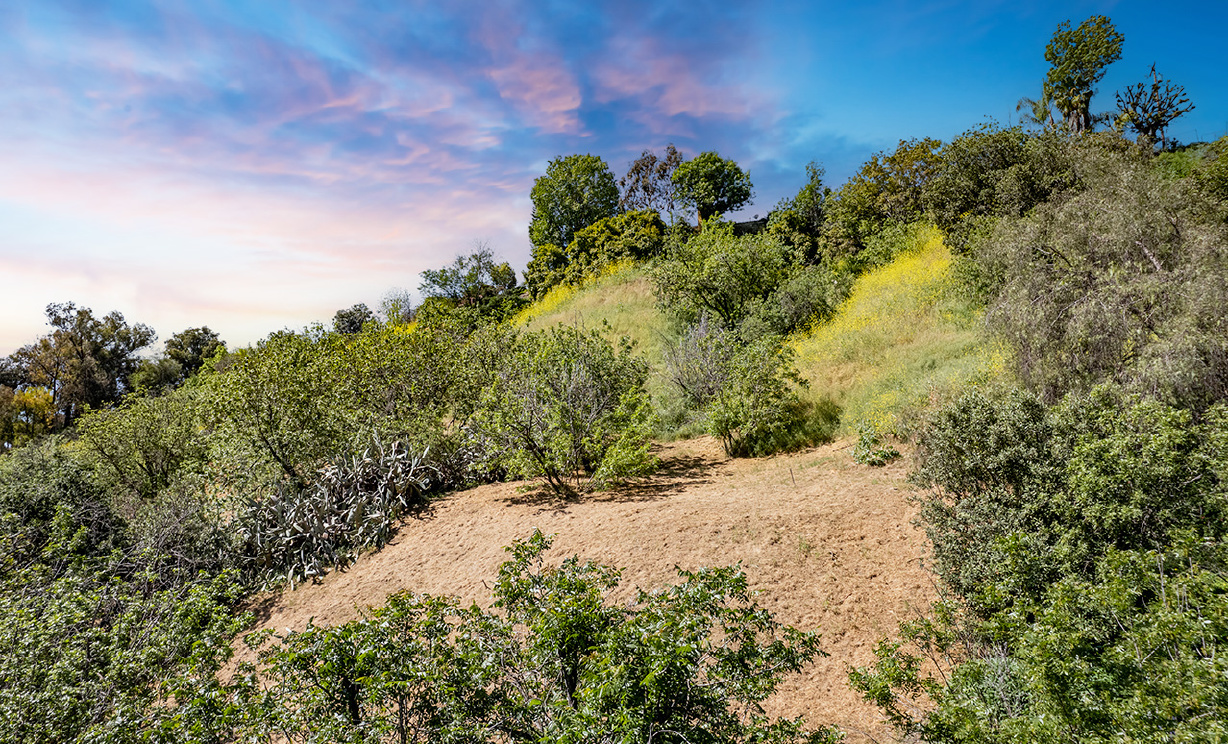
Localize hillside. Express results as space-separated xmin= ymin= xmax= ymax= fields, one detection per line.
xmin=245 ymin=436 xmax=933 ymax=743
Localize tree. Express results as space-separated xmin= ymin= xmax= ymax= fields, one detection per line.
xmin=618 ymin=144 xmax=683 ymax=216
xmin=5 ymin=302 xmax=155 ymax=427
xmin=417 ymin=243 xmax=524 ymax=323
xmin=767 ymin=161 xmax=828 ymax=258
xmin=671 ymin=151 xmax=754 ymax=225
xmin=652 ymin=224 xmax=793 ymax=330
xmin=1043 ymin=15 xmax=1124 ymax=134
xmin=824 ymin=138 xmax=941 ymax=254
xmin=331 ymin=304 xmax=375 ymax=334
xmin=165 ymin=326 xmax=224 ymax=377
xmin=1115 ymin=64 xmax=1195 ymax=151
xmin=528 ymin=154 xmax=620 ymax=250
xmin=1016 ymin=90 xmax=1056 ymax=129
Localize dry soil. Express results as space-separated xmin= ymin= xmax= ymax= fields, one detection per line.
xmin=243 ymin=436 xmax=934 ymax=743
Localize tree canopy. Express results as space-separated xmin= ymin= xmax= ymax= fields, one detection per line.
xmin=5 ymin=303 xmax=155 ymax=427
xmin=528 ymin=154 xmax=619 ymax=250
xmin=671 ymin=151 xmax=753 ymax=224
xmin=618 ymin=144 xmax=683 ymax=216
xmin=1043 ymin=15 xmax=1124 ymax=133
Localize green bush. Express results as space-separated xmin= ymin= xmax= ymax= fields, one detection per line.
xmin=476 ymin=325 xmax=656 ymax=493
xmin=0 ymin=566 xmax=244 ymax=744
xmin=922 ymin=125 xmax=1077 ymax=252
xmin=652 ymin=223 xmax=797 ymax=330
xmin=233 ymin=531 xmax=842 ymax=744
xmin=0 ymin=437 xmax=121 ymax=575
xmin=977 ymin=146 xmax=1228 ymax=408
xmin=74 ymin=387 xmax=208 ymax=500
xmin=852 ymin=424 xmax=901 ymax=466
xmin=525 ymin=210 xmax=667 ymax=300
xmin=855 ymin=391 xmax=1228 ymax=742
xmin=822 ymin=137 xmax=941 ymax=256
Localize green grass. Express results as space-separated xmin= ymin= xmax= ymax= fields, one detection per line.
xmin=510 ymin=227 xmax=1009 ymax=446
xmin=790 ymin=224 xmax=1009 ymax=438
xmin=513 ymin=261 xmax=678 ymax=405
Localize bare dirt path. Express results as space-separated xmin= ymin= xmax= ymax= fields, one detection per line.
xmin=244 ymin=436 xmax=933 ymax=743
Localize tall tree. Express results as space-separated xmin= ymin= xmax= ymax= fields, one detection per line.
xmin=1115 ymin=64 xmax=1195 ymax=151
xmin=6 ymin=303 xmax=155 ymax=426
xmin=165 ymin=326 xmax=225 ymax=377
xmin=418 ymin=242 xmax=524 ymax=323
xmin=672 ymin=151 xmax=754 ymax=226
xmin=619 ymin=144 xmax=683 ymax=216
xmin=1043 ymin=15 xmax=1124 ymax=134
xmin=528 ymin=154 xmax=619 ymax=250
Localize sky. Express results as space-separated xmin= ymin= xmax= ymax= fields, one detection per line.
xmin=2 ymin=0 xmax=1226 ymax=355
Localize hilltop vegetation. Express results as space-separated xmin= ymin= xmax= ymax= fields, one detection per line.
xmin=2 ymin=14 xmax=1228 ymax=743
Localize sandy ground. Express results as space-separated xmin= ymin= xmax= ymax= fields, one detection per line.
xmin=243 ymin=436 xmax=934 ymax=743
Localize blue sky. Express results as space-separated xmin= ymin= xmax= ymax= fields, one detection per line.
xmin=2 ymin=0 xmax=1226 ymax=353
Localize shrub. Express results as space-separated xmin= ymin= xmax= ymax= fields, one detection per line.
xmin=0 ymin=566 xmax=245 ymax=744
xmin=564 ymin=210 xmax=666 ymax=282
xmin=922 ymin=125 xmax=1077 ymax=252
xmin=74 ymin=387 xmax=208 ymax=500
xmin=703 ymin=335 xmax=819 ymax=457
xmin=852 ymin=424 xmax=901 ymax=466
xmin=652 ymin=223 xmax=795 ymax=330
xmin=979 ymin=146 xmax=1228 ymax=408
xmin=239 ymin=434 xmax=434 ymax=587
xmin=0 ymin=437 xmax=121 ymax=575
xmin=234 ymin=531 xmax=842 ymax=744
xmin=823 ymin=137 xmax=941 ymax=256
xmin=476 ymin=325 xmax=656 ymax=494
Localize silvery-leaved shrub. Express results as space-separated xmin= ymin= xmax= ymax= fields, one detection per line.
xmin=240 ymin=435 xmax=432 ymax=588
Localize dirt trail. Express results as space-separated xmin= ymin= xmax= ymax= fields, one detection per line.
xmin=244 ymin=436 xmax=933 ymax=743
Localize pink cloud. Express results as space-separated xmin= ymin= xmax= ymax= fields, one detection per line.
xmin=487 ymin=56 xmax=583 ymax=134
xmin=471 ymin=8 xmax=583 ymax=135
xmin=589 ymin=35 xmax=771 ymax=133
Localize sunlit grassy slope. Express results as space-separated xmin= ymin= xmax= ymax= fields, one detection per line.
xmin=791 ymin=225 xmax=1007 ymax=437
xmin=510 ymin=227 xmax=1006 ymax=442
xmin=512 ymin=261 xmax=676 ymax=401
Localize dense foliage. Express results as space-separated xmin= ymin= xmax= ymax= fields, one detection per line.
xmin=476 ymin=325 xmax=656 ymax=493
xmin=2 ymin=15 xmax=1225 ymax=741
xmin=235 ymin=531 xmax=842 ymax=744
xmin=671 ymin=150 xmax=754 ymax=224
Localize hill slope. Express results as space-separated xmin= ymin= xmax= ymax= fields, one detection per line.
xmin=245 ymin=437 xmax=932 ymax=743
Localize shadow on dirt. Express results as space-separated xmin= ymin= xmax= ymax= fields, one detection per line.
xmin=495 ymin=450 xmax=720 ymax=510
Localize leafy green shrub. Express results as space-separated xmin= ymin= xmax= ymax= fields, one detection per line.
xmin=852 ymin=424 xmax=901 ymax=466
xmin=922 ymin=125 xmax=1077 ymax=252
xmin=235 ymin=530 xmax=842 ymax=744
xmin=526 ymin=210 xmax=667 ymax=300
xmin=664 ymin=319 xmax=834 ymax=457
xmin=855 ymin=392 xmax=1228 ymax=742
xmin=564 ymin=209 xmax=666 ymax=281
xmin=239 ymin=435 xmax=433 ymax=587
xmin=852 ymin=534 xmax=1228 ymax=744
xmin=1195 ymin=134 xmax=1228 ymax=203
xmin=74 ymin=387 xmax=208 ymax=500
xmin=476 ymin=326 xmax=656 ymax=493
xmin=0 ymin=566 xmax=244 ymax=744
xmin=0 ymin=436 xmax=121 ymax=574
xmin=822 ymin=137 xmax=941 ymax=256
xmin=200 ymin=330 xmax=352 ymax=492
xmin=653 ymin=223 xmax=796 ymax=330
